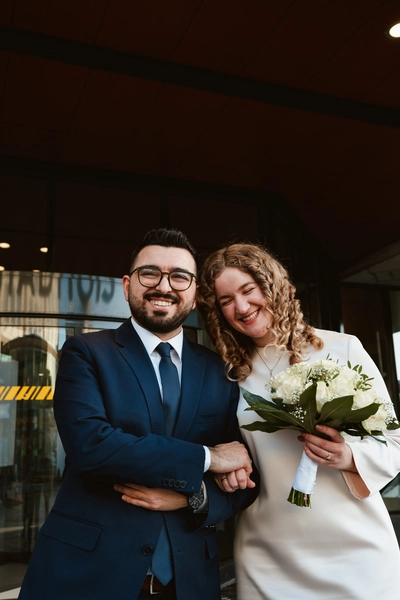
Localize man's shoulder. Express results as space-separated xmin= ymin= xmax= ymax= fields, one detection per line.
xmin=184 ymin=337 xmax=227 ymax=367
xmin=184 ymin=336 xmax=217 ymax=356
xmin=63 ymin=321 xmax=128 ymax=349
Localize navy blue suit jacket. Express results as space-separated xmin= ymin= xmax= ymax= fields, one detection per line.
xmin=19 ymin=320 xmax=258 ymax=600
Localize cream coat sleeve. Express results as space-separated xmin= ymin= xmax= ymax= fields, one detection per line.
xmin=341 ymin=334 xmax=400 ymax=499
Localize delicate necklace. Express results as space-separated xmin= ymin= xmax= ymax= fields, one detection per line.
xmin=255 ymin=346 xmax=283 ymax=378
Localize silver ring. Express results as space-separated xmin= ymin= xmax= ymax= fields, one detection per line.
xmin=326 ymin=452 xmax=331 ymax=460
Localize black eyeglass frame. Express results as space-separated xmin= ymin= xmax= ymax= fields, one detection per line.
xmin=129 ymin=266 xmax=197 ymax=291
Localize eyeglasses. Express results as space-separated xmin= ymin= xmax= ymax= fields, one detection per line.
xmin=130 ymin=266 xmax=196 ymax=291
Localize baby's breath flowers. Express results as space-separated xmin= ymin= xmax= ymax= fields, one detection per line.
xmin=241 ymin=357 xmax=399 ymax=507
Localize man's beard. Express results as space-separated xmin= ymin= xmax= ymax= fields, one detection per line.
xmin=128 ymin=291 xmax=194 ymax=334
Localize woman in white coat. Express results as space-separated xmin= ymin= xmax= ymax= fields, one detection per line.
xmin=197 ymin=242 xmax=400 ymax=600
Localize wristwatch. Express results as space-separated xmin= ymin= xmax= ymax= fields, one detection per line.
xmin=188 ymin=482 xmax=205 ymax=511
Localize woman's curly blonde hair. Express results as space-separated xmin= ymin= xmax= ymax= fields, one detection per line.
xmin=197 ymin=243 xmax=323 ymax=381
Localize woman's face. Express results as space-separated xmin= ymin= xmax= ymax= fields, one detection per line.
xmin=214 ymin=267 xmax=274 ymax=346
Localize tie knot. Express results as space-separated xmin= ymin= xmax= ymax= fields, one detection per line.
xmin=157 ymin=342 xmax=172 ymax=358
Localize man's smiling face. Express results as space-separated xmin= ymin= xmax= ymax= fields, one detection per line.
xmin=122 ymin=245 xmax=197 ymax=339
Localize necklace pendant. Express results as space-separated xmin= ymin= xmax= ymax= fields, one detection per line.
xmin=255 ymin=346 xmax=283 ymax=377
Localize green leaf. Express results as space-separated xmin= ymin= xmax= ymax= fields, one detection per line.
xmin=246 ymin=406 xmax=307 ymax=430
xmin=319 ymin=396 xmax=354 ymax=424
xmin=241 ymin=388 xmax=284 ymax=410
xmin=368 ymin=429 xmax=387 ymax=437
xmin=244 ymin=400 xmax=284 ymax=413
xmin=298 ymin=383 xmax=318 ymax=431
xmin=342 ymin=402 xmax=379 ymax=424
xmin=241 ymin=421 xmax=288 ymax=434
xmin=321 ymin=418 xmax=347 ymax=430
xmin=241 ymin=388 xmax=308 ymax=431
xmin=372 ymin=437 xmax=387 ymax=445
xmin=246 ymin=407 xmax=293 ymax=424
xmin=343 ymin=424 xmax=388 ymax=445
xmin=344 ymin=426 xmax=367 ymax=437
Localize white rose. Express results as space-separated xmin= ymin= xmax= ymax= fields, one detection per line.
xmin=352 ymin=388 xmax=378 ymax=409
xmin=362 ymin=403 xmax=387 ymax=433
xmin=315 ymin=381 xmax=333 ymax=411
xmin=269 ymin=370 xmax=287 ymax=388
xmin=272 ymin=373 xmax=304 ymax=404
xmin=328 ymin=367 xmax=358 ymax=397
xmin=317 ymin=359 xmax=338 ymax=370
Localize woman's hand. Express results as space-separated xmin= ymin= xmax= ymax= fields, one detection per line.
xmin=214 ymin=468 xmax=256 ymax=493
xmin=300 ymin=424 xmax=357 ymax=473
xmin=114 ymin=482 xmax=188 ymax=510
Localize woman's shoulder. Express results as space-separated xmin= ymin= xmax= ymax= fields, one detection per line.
xmin=313 ymin=327 xmax=358 ymax=343
xmin=311 ymin=328 xmax=363 ymax=356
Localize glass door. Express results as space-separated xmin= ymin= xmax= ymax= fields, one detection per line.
xmin=0 ymin=318 xmax=118 ymax=594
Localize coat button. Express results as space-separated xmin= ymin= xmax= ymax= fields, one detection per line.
xmin=175 ymin=480 xmax=186 ymax=488
xmin=142 ymin=545 xmax=154 ymax=556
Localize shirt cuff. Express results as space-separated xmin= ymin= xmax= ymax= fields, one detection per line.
xmin=203 ymin=446 xmax=211 ymax=472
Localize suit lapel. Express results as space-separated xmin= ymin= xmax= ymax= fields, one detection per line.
xmin=173 ymin=337 xmax=206 ymax=439
xmin=115 ymin=321 xmax=166 ymax=434
xmin=114 ymin=322 xmax=207 ymax=439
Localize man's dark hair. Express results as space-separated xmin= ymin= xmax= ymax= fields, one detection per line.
xmin=129 ymin=228 xmax=198 ymax=273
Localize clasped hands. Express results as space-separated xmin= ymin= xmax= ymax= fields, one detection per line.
xmin=114 ymin=440 xmax=255 ymax=509
xmin=209 ymin=440 xmax=256 ymax=493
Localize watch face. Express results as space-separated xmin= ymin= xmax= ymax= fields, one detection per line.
xmin=189 ymin=492 xmax=203 ymax=510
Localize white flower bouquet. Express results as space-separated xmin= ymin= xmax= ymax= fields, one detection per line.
xmin=241 ymin=357 xmax=400 ymax=508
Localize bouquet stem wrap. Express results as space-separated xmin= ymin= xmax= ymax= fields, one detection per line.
xmin=288 ymin=450 xmax=318 ymax=507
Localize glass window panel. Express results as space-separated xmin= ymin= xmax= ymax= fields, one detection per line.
xmin=0 ymin=317 xmax=201 ymax=593
xmin=0 ymin=319 xmax=124 ymax=593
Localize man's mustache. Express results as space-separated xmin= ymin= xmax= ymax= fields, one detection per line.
xmin=144 ymin=292 xmax=178 ymax=303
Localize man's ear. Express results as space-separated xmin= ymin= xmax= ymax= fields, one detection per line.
xmin=122 ymin=275 xmax=130 ymax=301
xmin=193 ymin=285 xmax=199 ymax=309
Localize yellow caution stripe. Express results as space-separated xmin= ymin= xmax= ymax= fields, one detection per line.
xmin=0 ymin=386 xmax=54 ymax=400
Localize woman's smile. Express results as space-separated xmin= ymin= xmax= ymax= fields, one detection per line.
xmin=240 ymin=309 xmax=260 ymax=324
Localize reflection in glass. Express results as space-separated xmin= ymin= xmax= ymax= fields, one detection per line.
xmin=0 ymin=328 xmax=63 ymax=591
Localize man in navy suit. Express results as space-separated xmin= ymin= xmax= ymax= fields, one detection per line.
xmin=19 ymin=228 xmax=257 ymax=600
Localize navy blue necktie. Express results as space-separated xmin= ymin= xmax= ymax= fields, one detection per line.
xmin=151 ymin=342 xmax=181 ymax=584
xmin=156 ymin=342 xmax=181 ymax=435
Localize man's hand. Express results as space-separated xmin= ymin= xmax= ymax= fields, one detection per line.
xmin=114 ymin=483 xmax=188 ymax=511
xmin=208 ymin=441 xmax=253 ymax=478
